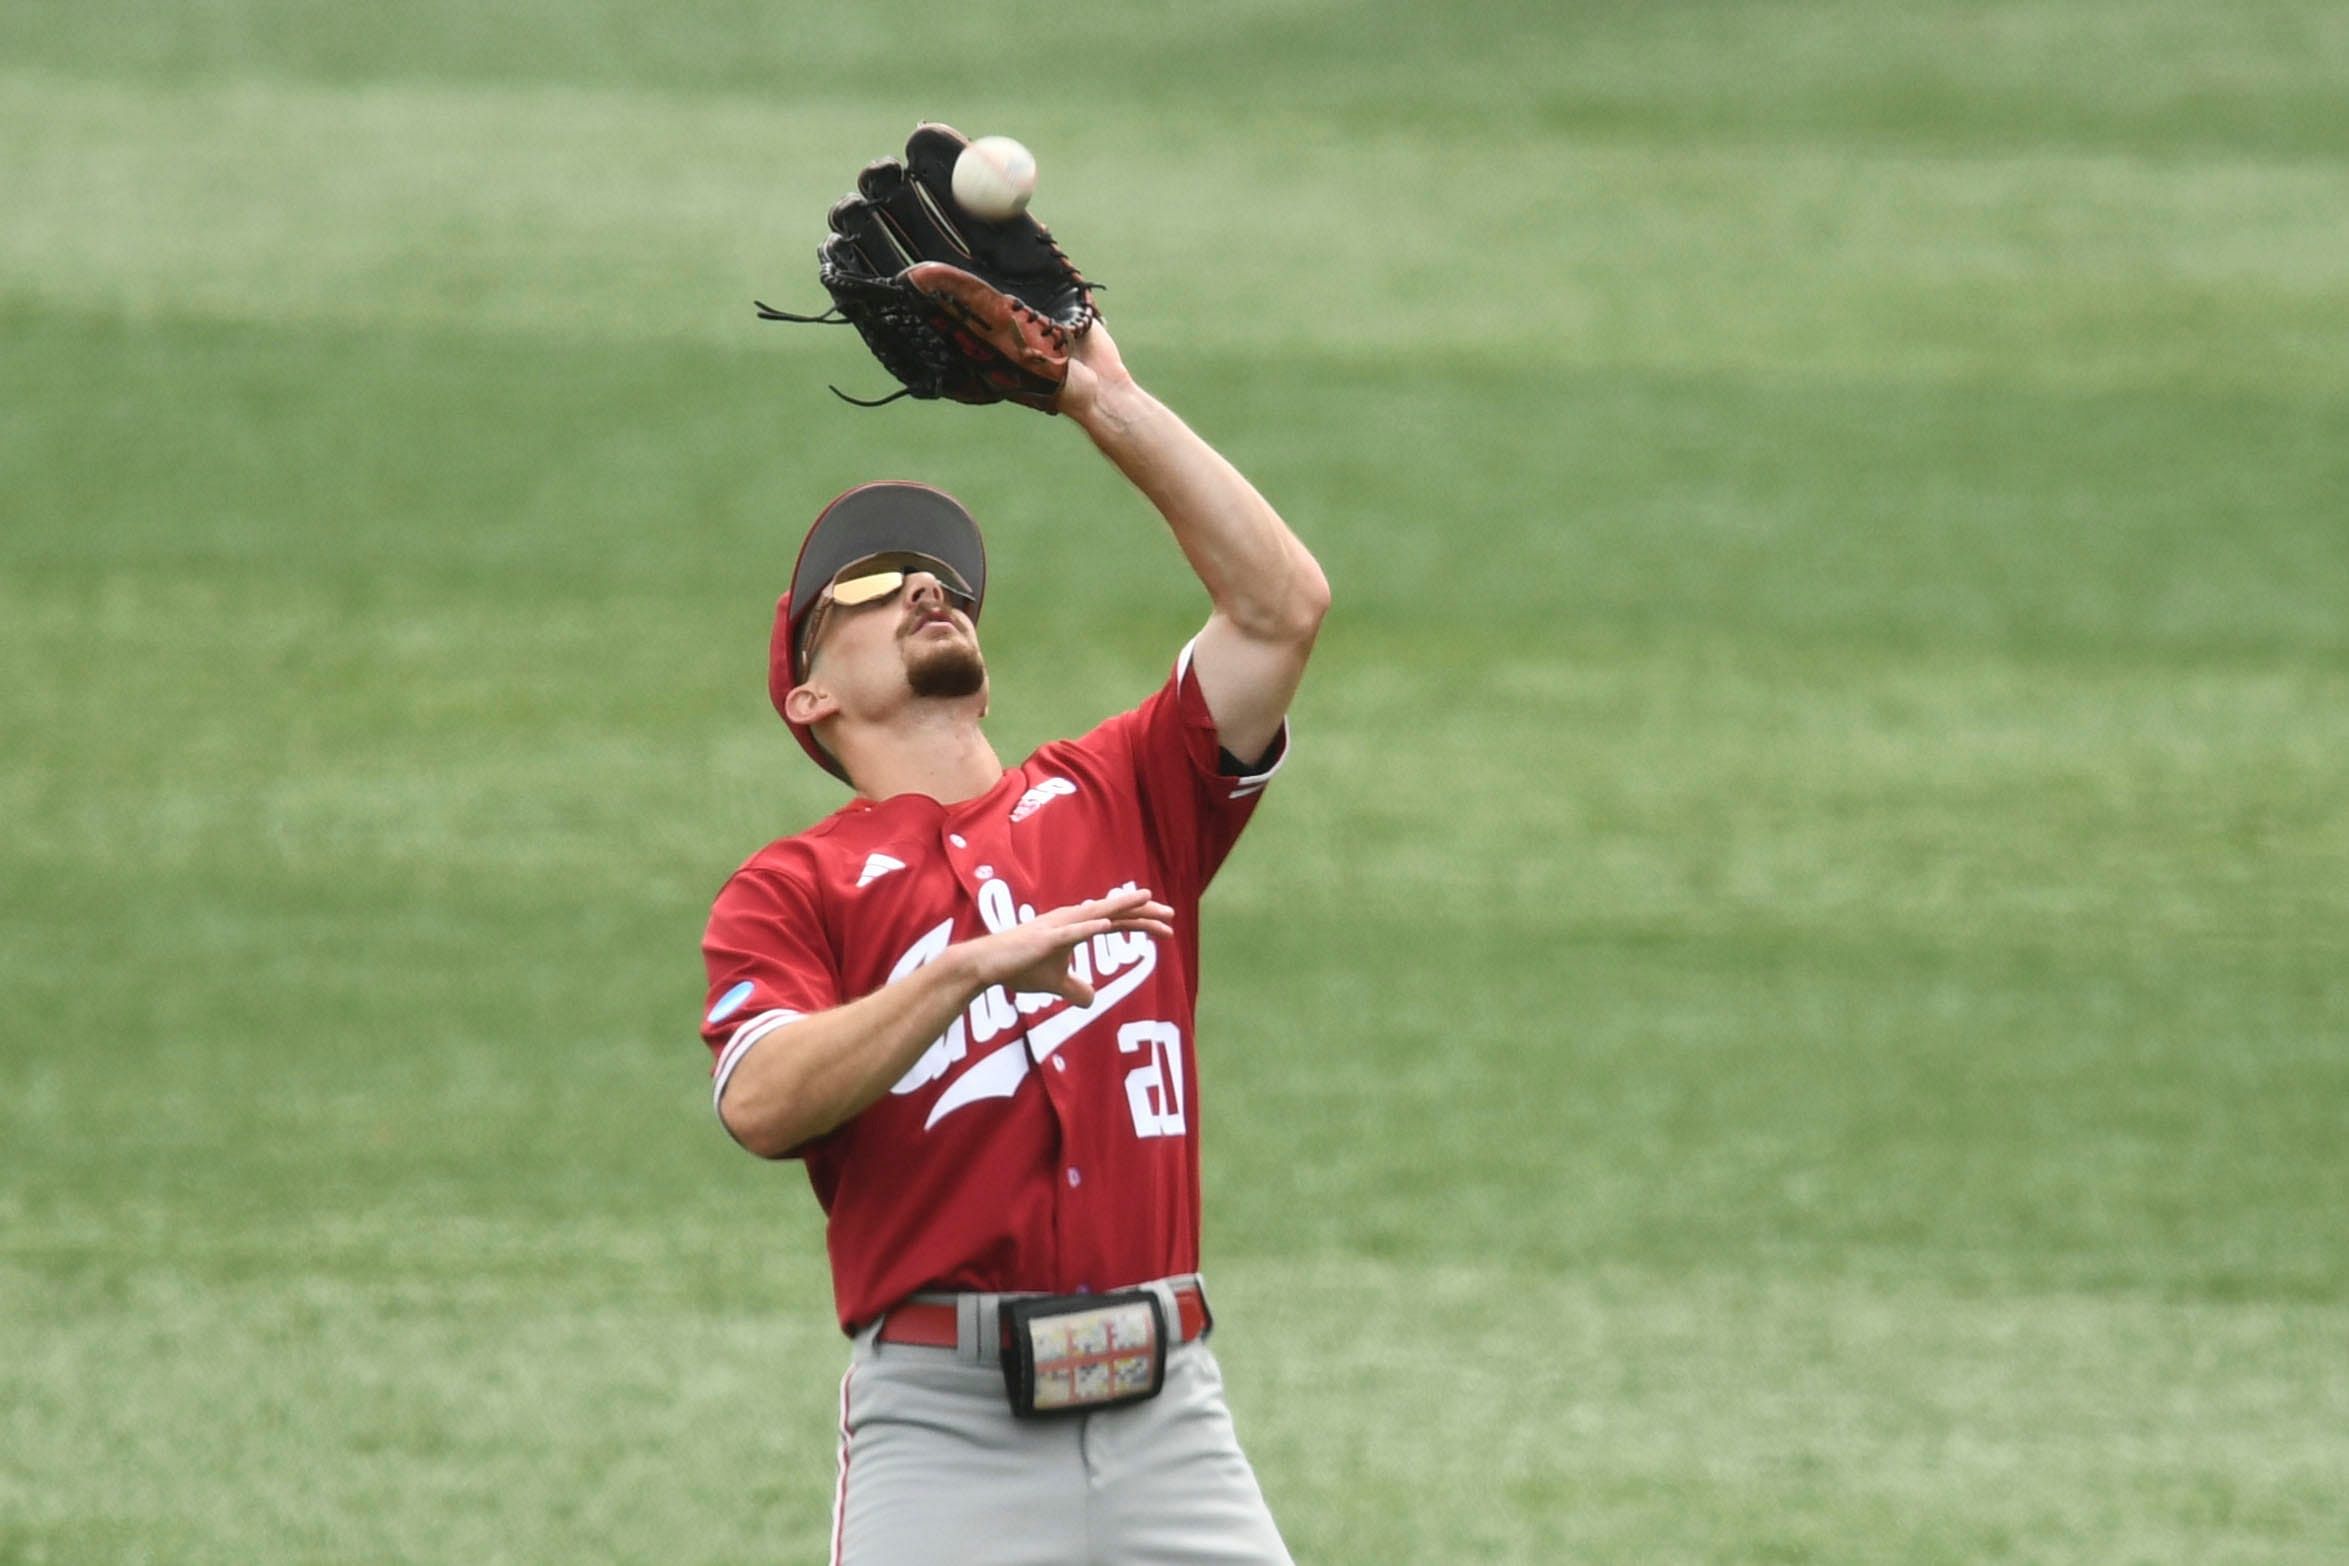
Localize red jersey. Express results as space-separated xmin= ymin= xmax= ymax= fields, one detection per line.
xmin=699 ymin=641 xmax=1287 ymax=1333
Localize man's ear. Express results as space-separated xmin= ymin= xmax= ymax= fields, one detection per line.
xmin=784 ymin=682 xmax=837 ymax=726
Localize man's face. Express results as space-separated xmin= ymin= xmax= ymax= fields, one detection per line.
xmin=801 ymin=566 xmax=987 ymax=718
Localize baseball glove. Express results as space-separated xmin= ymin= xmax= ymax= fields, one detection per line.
xmin=758 ymin=123 xmax=1099 ymax=414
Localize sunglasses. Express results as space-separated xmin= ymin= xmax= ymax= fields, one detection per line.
xmin=799 ymin=557 xmax=977 ymax=668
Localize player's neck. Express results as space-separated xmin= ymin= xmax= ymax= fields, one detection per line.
xmin=842 ymin=706 xmax=1003 ymax=806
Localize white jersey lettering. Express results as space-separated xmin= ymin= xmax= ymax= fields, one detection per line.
xmin=884 ymin=881 xmax=1151 ymax=1115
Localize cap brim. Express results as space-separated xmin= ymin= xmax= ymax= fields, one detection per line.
xmin=790 ymin=482 xmax=986 ymax=639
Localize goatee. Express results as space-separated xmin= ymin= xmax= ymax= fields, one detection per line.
xmin=906 ymin=640 xmax=987 ymax=699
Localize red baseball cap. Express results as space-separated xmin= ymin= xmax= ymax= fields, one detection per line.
xmin=770 ymin=481 xmax=989 ymax=780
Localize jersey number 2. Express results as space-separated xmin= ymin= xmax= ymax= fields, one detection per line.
xmin=1118 ymin=1021 xmax=1187 ymax=1139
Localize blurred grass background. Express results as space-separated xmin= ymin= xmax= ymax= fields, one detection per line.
xmin=4 ymin=2 xmax=2347 ymax=1562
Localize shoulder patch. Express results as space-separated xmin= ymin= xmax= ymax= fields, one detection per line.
xmin=707 ymin=980 xmax=757 ymax=1025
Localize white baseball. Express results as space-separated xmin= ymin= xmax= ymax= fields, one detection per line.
xmin=951 ymin=136 xmax=1038 ymax=221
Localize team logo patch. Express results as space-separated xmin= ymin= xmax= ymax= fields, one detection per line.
xmin=707 ymin=980 xmax=756 ymax=1025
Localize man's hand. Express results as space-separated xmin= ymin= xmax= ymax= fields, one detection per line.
xmin=955 ymin=887 xmax=1174 ymax=1006
xmin=1059 ymin=317 xmax=1135 ymax=422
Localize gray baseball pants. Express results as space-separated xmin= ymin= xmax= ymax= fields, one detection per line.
xmin=830 ymin=1276 xmax=1294 ymax=1566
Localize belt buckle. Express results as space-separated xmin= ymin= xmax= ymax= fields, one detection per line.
xmin=999 ymin=1290 xmax=1167 ymax=1419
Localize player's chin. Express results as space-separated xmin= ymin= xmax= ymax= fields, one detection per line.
xmin=905 ymin=638 xmax=987 ymax=700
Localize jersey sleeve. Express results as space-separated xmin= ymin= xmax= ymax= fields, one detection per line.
xmin=1074 ymin=636 xmax=1291 ymax=897
xmin=699 ymin=862 xmax=842 ymax=1146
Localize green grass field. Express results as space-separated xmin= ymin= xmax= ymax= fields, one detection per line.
xmin=5 ymin=3 xmax=2347 ymax=1561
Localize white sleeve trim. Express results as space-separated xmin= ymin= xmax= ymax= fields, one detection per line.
xmin=1174 ymin=635 xmax=1294 ymax=800
xmin=1225 ymin=723 xmax=1289 ymax=797
xmin=712 ymin=1008 xmax=804 ymax=1119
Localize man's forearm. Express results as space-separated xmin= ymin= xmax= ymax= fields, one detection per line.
xmin=716 ymin=890 xmax=1174 ymax=1158
xmin=717 ymin=953 xmax=980 ymax=1158
xmin=1071 ymin=379 xmax=1327 ymax=642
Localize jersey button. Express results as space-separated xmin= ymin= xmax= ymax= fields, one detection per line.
xmin=1065 ymin=1167 xmax=1082 ymax=1188
xmin=1051 ymin=1056 xmax=1066 ymax=1073
xmin=949 ymin=833 xmax=967 ymax=848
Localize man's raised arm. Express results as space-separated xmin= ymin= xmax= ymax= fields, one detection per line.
xmin=1061 ymin=327 xmax=1331 ymax=765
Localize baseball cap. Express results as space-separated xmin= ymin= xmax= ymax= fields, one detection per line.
xmin=770 ymin=481 xmax=989 ymax=780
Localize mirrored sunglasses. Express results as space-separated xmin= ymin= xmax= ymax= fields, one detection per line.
xmin=799 ymin=559 xmax=976 ymax=667
xmin=825 ymin=567 xmax=975 ymax=610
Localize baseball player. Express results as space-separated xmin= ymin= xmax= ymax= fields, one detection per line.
xmin=700 ymin=128 xmax=1329 ymax=1566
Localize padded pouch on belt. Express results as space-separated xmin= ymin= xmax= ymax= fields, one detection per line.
xmin=999 ymin=1291 xmax=1167 ymax=1419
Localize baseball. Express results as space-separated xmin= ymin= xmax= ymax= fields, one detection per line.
xmin=951 ymin=136 xmax=1038 ymax=221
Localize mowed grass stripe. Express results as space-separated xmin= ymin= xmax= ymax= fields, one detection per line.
xmin=7 ymin=570 xmax=2342 ymax=952
xmin=5 ymin=0 xmax=2347 ymax=163
xmin=5 ymin=1254 xmax=2343 ymax=1565
xmin=7 ymin=310 xmax=2345 ymax=655
xmin=4 ymin=71 xmax=2347 ymax=388
xmin=1220 ymin=1256 xmax=2349 ymax=1566
xmin=7 ymin=849 xmax=2343 ymax=1292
